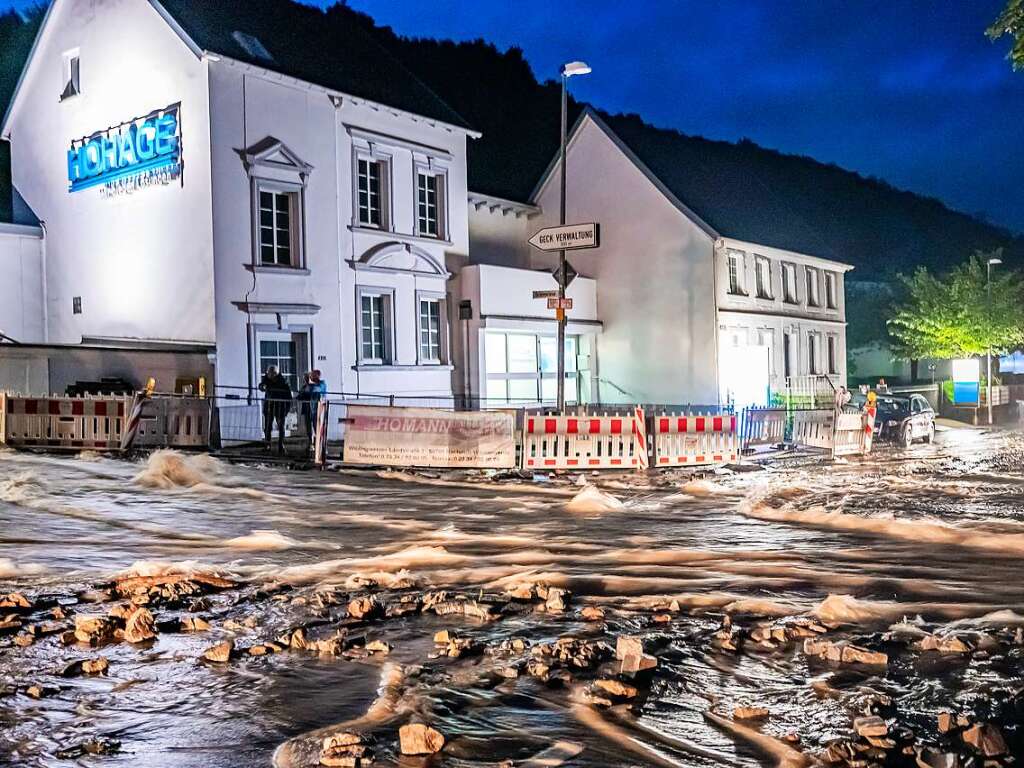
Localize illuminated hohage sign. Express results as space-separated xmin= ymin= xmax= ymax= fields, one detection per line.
xmin=66 ymin=103 xmax=182 ymax=196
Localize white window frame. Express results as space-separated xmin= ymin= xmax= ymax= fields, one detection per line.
xmin=807 ymin=332 xmax=820 ymax=375
xmin=754 ymin=255 xmax=773 ymax=300
xmin=416 ymin=292 xmax=447 ymax=364
xmin=805 ymin=266 xmax=821 ymax=307
xmin=414 ymin=162 xmax=449 ymax=240
xmin=783 ymin=331 xmax=795 ymax=379
xmin=255 ymin=181 xmax=302 ymax=268
xmin=61 ymin=49 xmax=80 ymax=101
xmin=782 ymin=263 xmax=799 ymax=304
xmin=354 ymin=150 xmax=392 ymax=230
xmin=253 ymin=325 xmax=312 ymax=395
xmin=356 ymin=286 xmax=395 ymax=365
xmin=484 ymin=331 xmax=580 ymax=405
xmin=827 ymin=334 xmax=838 ymax=375
xmin=825 ymin=271 xmax=838 ymax=309
xmin=726 ymin=249 xmax=747 ymax=296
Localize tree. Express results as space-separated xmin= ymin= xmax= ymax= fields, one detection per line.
xmin=888 ymin=251 xmax=1024 ymax=361
xmin=988 ymin=0 xmax=1024 ymax=70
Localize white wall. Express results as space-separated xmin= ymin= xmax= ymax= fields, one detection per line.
xmin=467 ymin=203 xmax=534 ymax=270
xmin=0 ymin=225 xmax=44 ymax=343
xmin=531 ymin=115 xmax=719 ymax=405
xmin=4 ymin=0 xmax=216 ymax=346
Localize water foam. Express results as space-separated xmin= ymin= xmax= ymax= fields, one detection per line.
xmin=564 ymin=485 xmax=624 ymax=514
xmin=224 ymin=530 xmax=301 ymax=550
xmin=134 ymin=450 xmax=227 ymax=489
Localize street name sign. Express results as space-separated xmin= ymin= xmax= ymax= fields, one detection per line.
xmin=547 ymin=297 xmax=573 ymax=310
xmin=532 ymin=289 xmax=559 ymax=299
xmin=528 ymin=222 xmax=600 ymax=252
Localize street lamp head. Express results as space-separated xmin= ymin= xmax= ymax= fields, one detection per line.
xmin=988 ymin=257 xmax=1003 ymax=265
xmin=561 ymin=61 xmax=592 ymax=78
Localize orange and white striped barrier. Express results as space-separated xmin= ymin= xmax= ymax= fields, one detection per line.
xmin=651 ymin=412 xmax=738 ymax=467
xmin=313 ymin=399 xmax=329 ymax=467
xmin=521 ymin=409 xmax=646 ymax=471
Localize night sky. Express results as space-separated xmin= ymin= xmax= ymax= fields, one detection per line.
xmin=5 ymin=0 xmax=1021 ymax=232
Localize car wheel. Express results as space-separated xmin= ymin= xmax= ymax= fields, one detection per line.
xmin=901 ymin=424 xmax=914 ymax=448
xmin=924 ymin=423 xmax=935 ymax=444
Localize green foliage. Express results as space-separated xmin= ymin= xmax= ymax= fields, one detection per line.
xmin=888 ymin=251 xmax=1024 ymax=360
xmin=988 ymin=0 xmax=1024 ymax=71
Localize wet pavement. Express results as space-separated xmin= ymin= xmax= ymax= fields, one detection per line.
xmin=1 ymin=429 xmax=1023 ymax=766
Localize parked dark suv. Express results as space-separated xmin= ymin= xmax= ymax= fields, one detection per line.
xmin=852 ymin=393 xmax=936 ymax=447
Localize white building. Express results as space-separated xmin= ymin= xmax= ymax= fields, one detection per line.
xmin=463 ymin=110 xmax=853 ymax=407
xmin=1 ymin=0 xmax=477 ymax=420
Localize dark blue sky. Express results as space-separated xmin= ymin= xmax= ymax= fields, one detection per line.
xmin=339 ymin=0 xmax=1023 ymax=233
xmin=5 ymin=0 xmax=1021 ymax=231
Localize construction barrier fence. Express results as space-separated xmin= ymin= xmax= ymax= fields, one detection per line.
xmin=521 ymin=409 xmax=647 ymax=470
xmin=651 ymin=412 xmax=737 ymax=467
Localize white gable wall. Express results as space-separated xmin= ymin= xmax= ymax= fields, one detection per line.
xmin=531 ymin=116 xmax=719 ymax=405
xmin=0 ymin=225 xmax=45 ymax=344
xmin=3 ymin=0 xmax=216 ymax=346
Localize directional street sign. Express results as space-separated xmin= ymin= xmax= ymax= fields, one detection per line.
xmin=552 ymin=260 xmax=578 ymax=289
xmin=532 ymin=289 xmax=559 ymax=300
xmin=528 ymin=222 xmax=600 ymax=252
xmin=547 ymin=297 xmax=573 ymax=310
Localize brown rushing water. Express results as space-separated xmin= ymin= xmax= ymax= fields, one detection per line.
xmin=1 ymin=430 xmax=1024 ymax=767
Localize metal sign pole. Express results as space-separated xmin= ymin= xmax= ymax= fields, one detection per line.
xmin=557 ymin=71 xmax=568 ymax=413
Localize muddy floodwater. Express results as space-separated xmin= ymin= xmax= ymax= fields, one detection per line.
xmin=2 ymin=431 xmax=1024 ymax=767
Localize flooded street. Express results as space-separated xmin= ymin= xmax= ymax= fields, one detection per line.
xmin=2 ymin=431 xmax=1024 ymax=767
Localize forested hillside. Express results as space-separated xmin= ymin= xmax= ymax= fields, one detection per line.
xmin=2 ymin=0 xmax=1021 ymax=276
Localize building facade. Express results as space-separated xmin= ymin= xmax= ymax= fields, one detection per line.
xmin=1 ymin=0 xmax=476 ymax=425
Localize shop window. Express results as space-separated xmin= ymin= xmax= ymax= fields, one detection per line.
xmin=484 ymin=331 xmax=578 ymax=405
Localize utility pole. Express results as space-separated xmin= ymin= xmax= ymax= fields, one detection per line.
xmin=556 ymin=61 xmax=590 ymax=412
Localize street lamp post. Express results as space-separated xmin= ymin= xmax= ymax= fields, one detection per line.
xmin=987 ymin=256 xmax=1002 ymax=425
xmin=556 ymin=60 xmax=591 ymax=413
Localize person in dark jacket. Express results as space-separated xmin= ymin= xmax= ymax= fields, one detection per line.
xmin=298 ymin=369 xmax=327 ymax=451
xmin=258 ymin=366 xmax=293 ymax=454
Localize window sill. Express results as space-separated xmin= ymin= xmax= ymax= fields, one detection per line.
xmin=245 ymin=264 xmax=311 ymax=275
xmin=353 ymin=363 xmax=455 ymax=372
xmin=349 ymin=225 xmax=453 ymax=247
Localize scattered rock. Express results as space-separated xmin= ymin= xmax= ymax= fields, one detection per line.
xmin=652 ymin=613 xmax=672 ymax=624
xmin=937 ymin=712 xmax=955 ymax=733
xmin=180 ymin=616 xmax=211 ymax=632
xmin=122 ymin=606 xmax=156 ymax=643
xmin=347 ymin=596 xmax=383 ymax=621
xmin=55 ymin=738 xmax=121 ymax=759
xmin=962 ymin=723 xmax=1007 ymax=757
xmin=0 ymin=593 xmax=31 ymax=610
xmin=25 ymin=684 xmax=58 ymax=698
xmin=202 ymin=640 xmax=234 ymax=663
xmin=320 ymin=731 xmax=372 ymax=766
xmin=399 ymin=723 xmax=445 ymax=755
xmin=917 ymin=634 xmax=972 ymax=654
xmin=841 ymin=645 xmax=887 ymax=666
xmin=13 ymin=633 xmax=34 ymax=647
xmin=580 ymin=606 xmax=605 ymax=621
xmin=82 ymin=657 xmax=110 ymax=675
xmin=74 ymin=615 xmax=116 ymax=645
xmin=545 ymin=588 xmax=570 ymax=613
xmin=365 ymin=639 xmax=391 ymax=655
xmin=853 ymin=715 xmax=888 ymax=738
xmin=733 ymin=706 xmax=770 ymax=720
xmin=594 ymin=679 xmax=638 ymax=699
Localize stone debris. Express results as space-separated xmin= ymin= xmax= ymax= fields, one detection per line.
xmin=25 ymin=684 xmax=59 ymax=698
xmin=917 ymin=634 xmax=973 ymax=654
xmin=803 ymin=638 xmax=887 ymax=666
xmin=732 ymin=706 xmax=770 ymax=720
xmin=652 ymin=613 xmax=672 ymax=624
xmin=580 ymin=606 xmax=605 ymax=621
xmin=278 ymin=627 xmax=308 ymax=650
xmin=62 ymin=657 xmax=109 ymax=676
xmin=533 ymin=636 xmax=612 ymax=672
xmin=319 ymin=731 xmax=372 ymax=767
xmin=0 ymin=593 xmax=32 ymax=610
xmin=544 ymin=587 xmax=570 ymax=613
xmin=616 ymin=636 xmax=657 ymax=674
xmin=428 ymin=598 xmax=500 ymax=622
xmin=13 ymin=633 xmax=34 ymax=647
xmin=398 ymin=723 xmax=445 ymax=755
xmin=961 ymin=723 xmax=1007 ymax=756
xmin=113 ymin=572 xmax=234 ymax=608
xmin=853 ymin=715 xmax=888 ymax=738
xmin=74 ymin=615 xmax=117 ymax=645
xmin=55 ymin=738 xmax=121 ymax=759
xmin=347 ymin=596 xmax=383 ymax=621
xmin=179 ymin=616 xmax=211 ymax=632
xmin=593 ymin=678 xmax=638 ymax=700
xmin=202 ymin=640 xmax=234 ymax=663
xmin=122 ymin=606 xmax=156 ymax=643
xmin=364 ymin=639 xmax=391 ymax=656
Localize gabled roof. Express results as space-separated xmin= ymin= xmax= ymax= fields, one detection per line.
xmin=153 ymin=0 xmax=472 ymax=131
xmin=535 ymin=109 xmax=851 ymax=263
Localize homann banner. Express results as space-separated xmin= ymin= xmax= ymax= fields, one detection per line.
xmin=342 ymin=405 xmax=516 ymax=468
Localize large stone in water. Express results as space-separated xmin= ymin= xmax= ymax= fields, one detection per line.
xmin=74 ymin=615 xmax=116 ymax=645
xmin=962 ymin=723 xmax=1007 ymax=756
xmin=594 ymin=679 xmax=638 ymax=699
xmin=123 ymin=606 xmax=156 ymax=643
xmin=202 ymin=640 xmax=234 ymax=663
xmin=853 ymin=715 xmax=887 ymax=738
xmin=399 ymin=723 xmax=445 ymax=755
xmin=347 ymin=596 xmax=382 ymax=621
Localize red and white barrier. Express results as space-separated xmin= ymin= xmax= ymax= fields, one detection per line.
xmin=652 ymin=412 xmax=738 ymax=467
xmin=3 ymin=395 xmax=130 ymax=450
xmin=521 ymin=409 xmax=646 ymax=470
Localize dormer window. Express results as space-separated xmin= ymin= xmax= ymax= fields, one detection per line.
xmin=61 ymin=50 xmax=80 ymax=100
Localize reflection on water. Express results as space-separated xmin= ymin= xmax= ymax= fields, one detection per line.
xmin=1 ymin=432 xmax=1024 ymax=766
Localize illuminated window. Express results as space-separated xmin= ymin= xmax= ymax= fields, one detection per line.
xmin=755 ymin=256 xmax=773 ymax=299
xmin=726 ymin=250 xmax=746 ymax=295
xmin=484 ymin=332 xmax=578 ymax=405
xmin=418 ymin=297 xmax=444 ymax=363
xmin=357 ymin=157 xmax=388 ymax=228
xmin=257 ymin=187 xmax=298 ymax=267
xmin=805 ymin=267 xmax=820 ymax=307
xmin=61 ymin=51 xmax=80 ymax=100
xmin=358 ymin=289 xmax=392 ymax=364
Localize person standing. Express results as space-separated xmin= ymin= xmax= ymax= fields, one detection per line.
xmin=300 ymin=370 xmax=327 ymax=451
xmin=258 ymin=366 xmax=293 ymax=454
